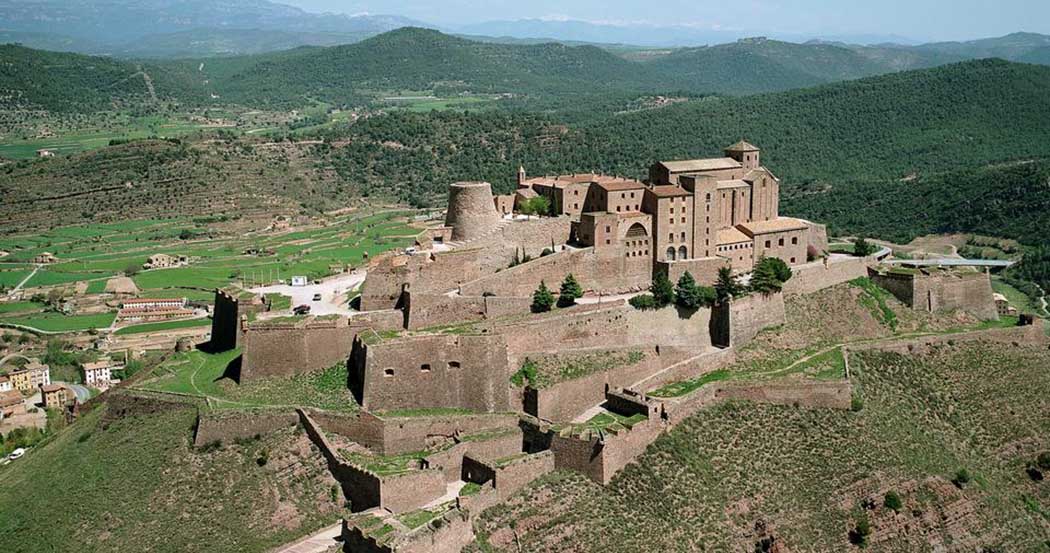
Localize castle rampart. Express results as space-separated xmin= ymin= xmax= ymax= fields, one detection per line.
xmin=209 ymin=288 xmax=266 ymax=351
xmin=352 ymin=333 xmax=512 ymax=413
xmin=869 ymin=267 xmax=999 ymax=320
xmin=457 ymin=246 xmax=651 ymax=297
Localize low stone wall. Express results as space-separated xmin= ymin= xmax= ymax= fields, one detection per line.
xmin=489 ymin=303 xmax=715 ymax=360
xmin=306 ymin=408 xmax=519 ymax=457
xmin=782 ymin=257 xmax=868 ymax=295
xmin=299 ymin=409 xmax=446 ymax=514
xmin=403 ymin=292 xmax=532 ymax=330
xmin=343 ymin=509 xmax=476 ymax=553
xmin=193 ymin=408 xmax=298 ymax=447
xmin=361 ymin=248 xmax=491 ymax=312
xmin=846 ymin=322 xmax=1048 ymax=355
xmin=714 ymin=379 xmax=853 ymax=410
xmin=351 ymin=309 xmax=406 ymax=332
xmin=550 ymin=415 xmax=665 ymax=485
xmin=424 ymin=430 xmax=522 ymax=481
xmin=523 ymin=346 xmax=696 ymax=422
xmin=465 ymin=450 xmax=555 ymax=500
xmin=458 ymin=246 xmax=651 ymax=298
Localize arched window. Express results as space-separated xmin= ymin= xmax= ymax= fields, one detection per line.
xmin=666 ymin=247 xmax=676 ymax=261
xmin=626 ymin=223 xmax=647 ymax=239
xmin=678 ymin=246 xmax=688 ymax=260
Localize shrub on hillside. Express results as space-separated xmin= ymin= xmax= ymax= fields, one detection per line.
xmin=883 ymin=491 xmax=903 ymax=512
xmin=853 ymin=237 xmax=877 ymax=257
xmin=629 ymin=294 xmax=658 ymax=310
xmin=952 ymin=468 xmax=972 ymax=488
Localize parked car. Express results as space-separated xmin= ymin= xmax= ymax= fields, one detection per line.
xmin=293 ymin=305 xmax=311 ymax=316
xmin=312 ymin=293 xmax=322 ymax=301
xmin=8 ymin=448 xmax=26 ymax=460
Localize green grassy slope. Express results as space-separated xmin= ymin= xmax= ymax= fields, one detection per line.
xmin=0 ymin=406 xmax=344 ymax=553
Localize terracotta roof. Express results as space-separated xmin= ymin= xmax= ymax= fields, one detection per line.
xmin=725 ymin=140 xmax=759 ymax=152
xmin=594 ymin=178 xmax=646 ymax=192
xmin=660 ymin=158 xmax=741 ymax=173
xmin=0 ymin=375 xmax=7 ymax=383
xmin=647 ymin=185 xmax=690 ymax=198
xmin=123 ymin=298 xmax=185 ymax=305
xmin=716 ymin=179 xmax=750 ymax=189
xmin=515 ymin=188 xmax=538 ymax=199
xmin=40 ymin=384 xmax=64 ymax=393
xmin=718 ymin=227 xmax=752 ymax=245
xmin=744 ymin=167 xmax=778 ymax=182
xmin=737 ymin=217 xmax=810 ymax=236
xmin=0 ymin=389 xmax=22 ymax=407
xmin=82 ymin=360 xmax=114 ymax=371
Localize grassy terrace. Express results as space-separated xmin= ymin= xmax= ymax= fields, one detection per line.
xmin=0 ymin=311 xmax=116 ymax=332
xmin=340 ymin=449 xmax=430 ymax=476
xmin=554 ymin=410 xmax=647 ymax=436
xmin=114 ymin=318 xmax=212 ymax=336
xmin=134 ymin=350 xmax=357 ymax=411
xmin=512 ymin=350 xmax=646 ymax=389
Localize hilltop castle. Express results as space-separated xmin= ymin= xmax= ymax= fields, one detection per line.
xmin=515 ymin=140 xmax=814 ymax=275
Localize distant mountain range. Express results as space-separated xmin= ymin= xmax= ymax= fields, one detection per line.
xmin=7 ymin=28 xmax=1050 ymax=114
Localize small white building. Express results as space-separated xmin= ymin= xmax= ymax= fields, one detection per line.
xmin=82 ymin=359 xmax=119 ymax=387
xmin=0 ymin=375 xmax=11 ymax=393
xmin=291 ymin=276 xmax=308 ymax=287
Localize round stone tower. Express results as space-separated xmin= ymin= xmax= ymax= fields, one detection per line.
xmin=445 ymin=181 xmax=499 ymax=241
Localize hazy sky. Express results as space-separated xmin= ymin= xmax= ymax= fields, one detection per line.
xmin=280 ymin=0 xmax=1050 ymax=42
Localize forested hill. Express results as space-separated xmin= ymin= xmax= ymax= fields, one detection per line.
xmin=6 ymin=28 xmax=1050 ymax=113
xmin=645 ymin=38 xmax=949 ymax=95
xmin=0 ymin=45 xmax=175 ymax=112
xmin=171 ymin=28 xmax=665 ymax=107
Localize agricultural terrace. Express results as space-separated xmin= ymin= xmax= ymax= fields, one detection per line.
xmin=0 ymin=210 xmax=419 ymax=332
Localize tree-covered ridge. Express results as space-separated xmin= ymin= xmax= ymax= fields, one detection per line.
xmin=0 ymin=44 xmax=158 ymax=112
xmin=646 ymin=38 xmax=911 ymax=95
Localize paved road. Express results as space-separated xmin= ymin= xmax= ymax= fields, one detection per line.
xmin=60 ymin=382 xmax=91 ymax=403
xmin=273 ymin=522 xmax=342 ymax=553
xmin=249 ymin=271 xmax=367 ymax=316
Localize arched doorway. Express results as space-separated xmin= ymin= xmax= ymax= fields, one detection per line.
xmin=678 ymin=245 xmax=688 ymax=260
xmin=666 ymin=247 xmax=676 ymax=261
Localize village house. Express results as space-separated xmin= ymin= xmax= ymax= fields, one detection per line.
xmin=117 ymin=297 xmax=194 ymax=323
xmin=31 ymin=252 xmax=57 ymax=264
xmin=143 ymin=253 xmax=188 ymax=270
xmin=40 ymin=384 xmax=69 ymax=409
xmin=0 ymin=389 xmax=25 ymax=419
xmin=0 ymin=375 xmax=11 ymax=393
xmin=993 ymin=293 xmax=1018 ymax=317
xmin=7 ymin=361 xmax=51 ymax=393
xmin=82 ymin=359 xmax=118 ymax=387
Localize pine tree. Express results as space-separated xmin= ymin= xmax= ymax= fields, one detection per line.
xmin=558 ymin=273 xmax=583 ymax=307
xmin=651 ymin=272 xmax=675 ymax=307
xmin=750 ymin=258 xmax=784 ymax=295
xmin=853 ymin=237 xmax=876 ymax=257
xmin=531 ymin=281 xmax=555 ymax=313
xmin=715 ymin=266 xmax=742 ymax=303
xmin=675 ymin=271 xmax=703 ymax=308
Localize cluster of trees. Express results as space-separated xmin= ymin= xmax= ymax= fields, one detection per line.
xmin=531 ymin=273 xmax=584 ymax=313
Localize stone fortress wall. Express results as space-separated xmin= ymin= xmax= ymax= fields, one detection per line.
xmin=351 ymin=333 xmax=513 ymax=413
xmin=209 ymin=289 xmax=267 ymax=351
xmin=869 ymin=267 xmax=999 ymax=320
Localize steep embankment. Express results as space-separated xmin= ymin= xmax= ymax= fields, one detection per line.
xmin=0 ymin=404 xmax=342 ymax=553
xmin=467 ymin=289 xmax=1050 ymax=552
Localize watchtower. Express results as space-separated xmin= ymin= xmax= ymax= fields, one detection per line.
xmin=724 ymin=140 xmax=760 ymax=171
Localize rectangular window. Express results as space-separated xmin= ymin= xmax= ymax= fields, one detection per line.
xmin=668 ymin=233 xmax=674 ymax=241
xmin=765 ymin=240 xmax=771 ymax=248
xmin=791 ymin=237 xmax=798 ymax=245
xmin=778 ymin=238 xmax=784 ymax=246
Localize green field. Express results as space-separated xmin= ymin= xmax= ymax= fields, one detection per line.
xmin=0 ymin=116 xmax=214 ymax=160
xmin=0 ymin=301 xmax=43 ymax=315
xmin=0 ymin=312 xmax=116 ymax=332
xmin=114 ymin=318 xmax=212 ymax=336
